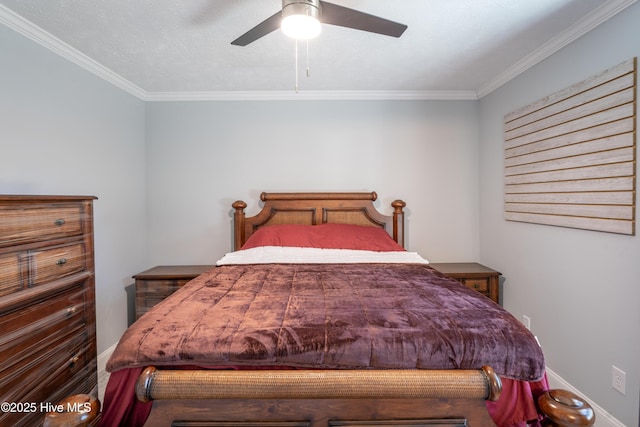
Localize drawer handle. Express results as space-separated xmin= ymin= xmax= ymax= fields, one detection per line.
xmin=56 ymin=258 xmax=68 ymax=266
xmin=69 ymin=353 xmax=81 ymax=368
xmin=66 ymin=305 xmax=78 ymax=316
xmin=473 ymin=284 xmax=480 ymax=289
xmin=54 ymin=218 xmax=66 ymax=226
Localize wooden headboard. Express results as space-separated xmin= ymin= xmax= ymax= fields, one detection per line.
xmin=232 ymin=192 xmax=406 ymax=250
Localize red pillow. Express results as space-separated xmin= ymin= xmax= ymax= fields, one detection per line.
xmin=241 ymin=223 xmax=404 ymax=252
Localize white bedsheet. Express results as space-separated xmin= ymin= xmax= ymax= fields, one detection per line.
xmin=216 ymin=246 xmax=429 ymax=266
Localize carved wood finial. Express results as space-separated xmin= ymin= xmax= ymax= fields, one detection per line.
xmin=538 ymin=389 xmax=595 ymax=426
xmin=43 ymin=394 xmax=100 ymax=427
xmin=391 ymin=199 xmax=406 ymax=212
xmin=232 ymin=200 xmax=247 ymax=212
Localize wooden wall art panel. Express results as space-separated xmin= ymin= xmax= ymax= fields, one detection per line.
xmin=504 ymin=58 xmax=636 ymax=235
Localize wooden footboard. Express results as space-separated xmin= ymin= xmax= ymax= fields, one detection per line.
xmin=135 ymin=366 xmax=502 ymax=427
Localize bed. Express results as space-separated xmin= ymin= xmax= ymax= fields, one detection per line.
xmin=92 ymin=192 xmax=585 ymax=427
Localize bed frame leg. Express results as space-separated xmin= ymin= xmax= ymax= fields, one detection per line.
xmin=538 ymin=389 xmax=595 ymax=426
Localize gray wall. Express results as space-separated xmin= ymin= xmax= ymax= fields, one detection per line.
xmin=478 ymin=3 xmax=640 ymax=425
xmin=144 ymin=100 xmax=480 ymax=263
xmin=0 ymin=24 xmax=148 ymax=353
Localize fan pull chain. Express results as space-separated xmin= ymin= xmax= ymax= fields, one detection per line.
xmin=306 ymin=40 xmax=311 ymax=77
xmin=293 ymin=40 xmax=312 ymax=93
xmin=295 ymin=40 xmax=299 ymax=92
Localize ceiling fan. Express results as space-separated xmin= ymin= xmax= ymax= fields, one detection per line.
xmin=231 ymin=0 xmax=408 ymax=46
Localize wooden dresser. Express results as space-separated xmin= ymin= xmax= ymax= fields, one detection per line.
xmin=0 ymin=195 xmax=98 ymax=427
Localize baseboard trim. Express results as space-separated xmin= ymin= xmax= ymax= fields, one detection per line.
xmin=546 ymin=367 xmax=625 ymax=427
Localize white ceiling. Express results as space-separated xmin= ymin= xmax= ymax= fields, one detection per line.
xmin=0 ymin=0 xmax=635 ymax=100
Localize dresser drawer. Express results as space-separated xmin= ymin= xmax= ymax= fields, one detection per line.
xmin=29 ymin=242 xmax=87 ymax=286
xmin=0 ymin=325 xmax=89 ymax=394
xmin=429 ymin=263 xmax=502 ymax=305
xmin=0 ymin=329 xmax=90 ymax=427
xmin=0 ymin=282 xmax=87 ymax=363
xmin=0 ymin=282 xmax=89 ymax=425
xmin=0 ymin=205 xmax=83 ymax=247
xmin=464 ymin=279 xmax=489 ymax=294
xmin=138 ymin=278 xmax=189 ymax=298
xmin=135 ymin=279 xmax=190 ymax=318
xmin=0 ymin=251 xmax=26 ymax=296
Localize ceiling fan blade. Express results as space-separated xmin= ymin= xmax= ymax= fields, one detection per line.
xmin=231 ymin=10 xmax=282 ymax=46
xmin=319 ymin=1 xmax=407 ymax=38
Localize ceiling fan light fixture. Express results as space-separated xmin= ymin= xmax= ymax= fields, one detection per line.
xmin=281 ymin=0 xmax=322 ymax=40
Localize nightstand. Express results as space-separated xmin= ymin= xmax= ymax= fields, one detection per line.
xmin=133 ymin=265 xmax=214 ymax=319
xmin=429 ymin=262 xmax=501 ymax=305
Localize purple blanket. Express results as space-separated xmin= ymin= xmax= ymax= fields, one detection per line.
xmin=107 ymin=264 xmax=544 ymax=381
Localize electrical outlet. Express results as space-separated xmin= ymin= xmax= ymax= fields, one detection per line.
xmin=522 ymin=315 xmax=531 ymax=330
xmin=612 ymin=365 xmax=626 ymax=395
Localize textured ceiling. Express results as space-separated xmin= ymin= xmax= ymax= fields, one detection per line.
xmin=0 ymin=0 xmax=634 ymax=99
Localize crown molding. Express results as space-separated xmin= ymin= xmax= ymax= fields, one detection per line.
xmin=0 ymin=4 xmax=476 ymax=102
xmin=143 ymin=90 xmax=479 ymax=102
xmin=2 ymin=0 xmax=635 ymax=102
xmin=0 ymin=4 xmax=147 ymax=100
xmin=476 ymin=0 xmax=637 ymax=98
